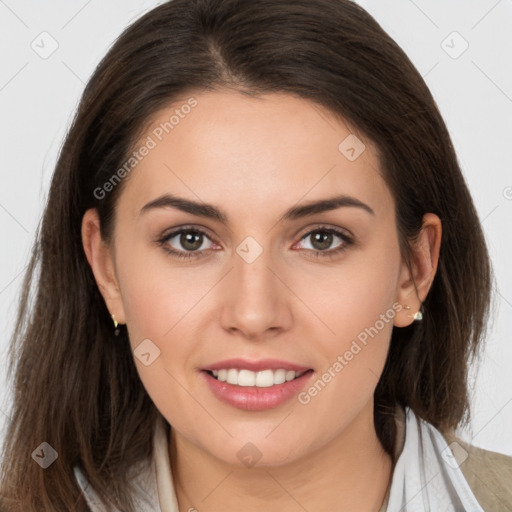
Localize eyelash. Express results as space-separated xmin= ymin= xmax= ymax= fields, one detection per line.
xmin=156 ymin=225 xmax=354 ymax=261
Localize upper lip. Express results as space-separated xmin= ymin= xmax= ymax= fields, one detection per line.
xmin=202 ymin=358 xmax=312 ymax=372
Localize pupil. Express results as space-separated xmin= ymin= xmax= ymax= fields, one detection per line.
xmin=181 ymin=232 xmax=202 ymax=251
xmin=312 ymin=231 xmax=332 ymax=251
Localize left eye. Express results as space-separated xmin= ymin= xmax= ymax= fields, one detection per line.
xmin=295 ymin=228 xmax=352 ymax=254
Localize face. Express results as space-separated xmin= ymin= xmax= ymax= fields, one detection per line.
xmin=83 ymin=90 xmax=435 ymax=468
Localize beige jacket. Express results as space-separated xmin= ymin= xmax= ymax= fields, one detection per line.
xmin=75 ymin=405 xmax=512 ymax=511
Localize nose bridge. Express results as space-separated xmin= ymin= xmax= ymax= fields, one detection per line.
xmin=235 ymin=242 xmax=274 ymax=294
xmin=220 ymin=234 xmax=290 ymax=337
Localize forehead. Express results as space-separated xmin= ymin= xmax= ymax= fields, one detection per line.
xmin=118 ymin=90 xmax=393 ymax=223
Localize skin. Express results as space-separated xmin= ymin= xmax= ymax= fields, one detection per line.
xmin=82 ymin=90 xmax=441 ymax=512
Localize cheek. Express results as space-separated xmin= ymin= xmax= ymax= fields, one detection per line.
xmin=116 ymin=234 xmax=214 ymax=341
xmin=303 ymin=231 xmax=400 ymax=341
xmin=117 ymin=257 xmax=204 ymax=432
xmin=302 ymin=232 xmax=401 ymax=392
xmin=113 ymin=241 xmax=208 ymax=396
xmin=294 ymin=251 xmax=400 ymax=437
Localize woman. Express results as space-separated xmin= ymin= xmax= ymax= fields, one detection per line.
xmin=1 ymin=0 xmax=510 ymax=510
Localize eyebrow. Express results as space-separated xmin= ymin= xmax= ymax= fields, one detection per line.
xmin=139 ymin=193 xmax=375 ymax=223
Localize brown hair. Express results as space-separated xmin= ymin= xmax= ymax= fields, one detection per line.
xmin=0 ymin=0 xmax=494 ymax=510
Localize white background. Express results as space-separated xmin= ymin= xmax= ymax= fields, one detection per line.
xmin=1 ymin=0 xmax=511 ymax=455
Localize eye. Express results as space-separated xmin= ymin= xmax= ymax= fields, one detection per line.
xmin=294 ymin=226 xmax=353 ymax=259
xmin=157 ymin=227 xmax=218 ymax=260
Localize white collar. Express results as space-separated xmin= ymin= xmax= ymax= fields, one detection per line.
xmin=385 ymin=406 xmax=484 ymax=511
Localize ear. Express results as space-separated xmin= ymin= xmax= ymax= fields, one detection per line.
xmin=81 ymin=208 xmax=126 ymax=325
xmin=394 ymin=213 xmax=442 ymax=327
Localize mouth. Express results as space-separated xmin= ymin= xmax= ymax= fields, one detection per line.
xmin=200 ymin=359 xmax=315 ymax=411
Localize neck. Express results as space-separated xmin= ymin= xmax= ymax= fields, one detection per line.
xmin=170 ymin=401 xmax=392 ymax=512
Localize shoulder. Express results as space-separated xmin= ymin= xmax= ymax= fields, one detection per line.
xmin=442 ymin=431 xmax=512 ymax=510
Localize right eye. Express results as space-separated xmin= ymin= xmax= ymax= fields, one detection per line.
xmin=157 ymin=227 xmax=219 ymax=260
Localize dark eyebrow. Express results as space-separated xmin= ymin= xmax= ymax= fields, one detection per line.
xmin=139 ymin=193 xmax=375 ymax=223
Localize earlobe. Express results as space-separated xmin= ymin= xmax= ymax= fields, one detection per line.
xmin=81 ymin=208 xmax=126 ymax=325
xmin=394 ymin=213 xmax=442 ymax=328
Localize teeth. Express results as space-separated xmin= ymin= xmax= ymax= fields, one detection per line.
xmin=209 ymin=368 xmax=306 ymax=387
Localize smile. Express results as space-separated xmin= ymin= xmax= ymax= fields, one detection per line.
xmin=200 ymin=359 xmax=315 ymax=410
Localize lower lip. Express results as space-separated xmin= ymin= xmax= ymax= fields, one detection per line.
xmin=201 ymin=370 xmax=314 ymax=411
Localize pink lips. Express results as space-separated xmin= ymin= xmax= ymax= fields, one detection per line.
xmin=201 ymin=358 xmax=314 ymax=411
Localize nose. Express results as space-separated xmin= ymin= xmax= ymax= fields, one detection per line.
xmin=219 ymin=244 xmax=293 ymax=341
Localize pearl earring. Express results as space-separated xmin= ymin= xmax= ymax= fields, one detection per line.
xmin=404 ymin=305 xmax=423 ymax=321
